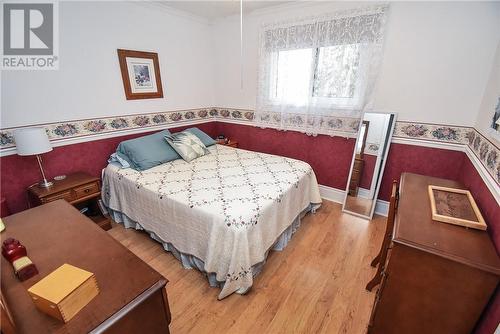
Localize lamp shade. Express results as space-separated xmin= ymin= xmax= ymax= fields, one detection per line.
xmin=14 ymin=128 xmax=53 ymax=156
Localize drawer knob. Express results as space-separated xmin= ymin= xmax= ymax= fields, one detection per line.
xmin=85 ymin=189 xmax=90 ymax=193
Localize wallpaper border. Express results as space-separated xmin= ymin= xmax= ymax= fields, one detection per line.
xmin=1 ymin=108 xmax=498 ymax=185
xmin=0 ymin=108 xmax=219 ymax=148
xmin=394 ymin=121 xmax=499 ymax=185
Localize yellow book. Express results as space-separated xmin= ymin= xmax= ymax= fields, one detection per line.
xmin=28 ymin=263 xmax=99 ymax=323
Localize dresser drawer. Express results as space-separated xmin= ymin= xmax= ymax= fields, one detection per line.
xmin=73 ymin=182 xmax=100 ymax=200
xmin=42 ymin=191 xmax=74 ymax=203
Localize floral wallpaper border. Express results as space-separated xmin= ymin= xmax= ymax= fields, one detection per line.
xmin=0 ymin=108 xmax=224 ymax=149
xmin=394 ymin=121 xmax=499 ymax=184
xmin=1 ymin=109 xmax=498 ymax=184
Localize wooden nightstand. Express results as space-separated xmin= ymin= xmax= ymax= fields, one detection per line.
xmin=219 ymin=140 xmax=238 ymax=148
xmin=27 ymin=172 xmax=111 ymax=230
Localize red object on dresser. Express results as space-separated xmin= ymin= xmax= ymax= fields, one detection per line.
xmin=2 ymin=238 xmax=39 ymax=281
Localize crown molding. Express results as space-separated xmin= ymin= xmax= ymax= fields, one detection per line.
xmin=129 ymin=1 xmax=212 ymax=25
xmin=216 ymin=1 xmax=387 ymax=23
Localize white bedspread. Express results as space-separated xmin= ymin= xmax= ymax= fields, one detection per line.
xmin=102 ymin=144 xmax=322 ymax=299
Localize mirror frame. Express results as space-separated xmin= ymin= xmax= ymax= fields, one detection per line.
xmin=342 ymin=111 xmax=397 ymax=220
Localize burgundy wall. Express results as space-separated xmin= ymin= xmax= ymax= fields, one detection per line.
xmin=460 ymin=158 xmax=500 ymax=250
xmin=1 ymin=121 xmax=496 ymax=242
xmin=216 ymin=123 xmax=497 ymax=232
xmin=378 ymin=143 xmax=466 ymax=200
xmin=0 ymin=122 xmax=217 ymax=214
xmin=0 ymin=120 xmax=498 ymax=333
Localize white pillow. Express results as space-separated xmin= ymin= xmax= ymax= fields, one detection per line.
xmin=165 ymin=131 xmax=209 ymax=162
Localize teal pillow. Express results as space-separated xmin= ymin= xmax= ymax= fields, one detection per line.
xmin=185 ymin=127 xmax=216 ymax=147
xmin=117 ymin=130 xmax=180 ymax=170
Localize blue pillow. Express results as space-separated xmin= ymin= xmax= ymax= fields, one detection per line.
xmin=108 ymin=152 xmax=132 ymax=168
xmin=117 ymin=130 xmax=180 ymax=171
xmin=185 ymin=127 xmax=216 ymax=147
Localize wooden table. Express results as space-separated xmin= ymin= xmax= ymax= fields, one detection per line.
xmin=27 ymin=172 xmax=111 ymax=230
xmin=368 ymin=173 xmax=500 ymax=334
xmin=1 ymin=200 xmax=171 ymax=334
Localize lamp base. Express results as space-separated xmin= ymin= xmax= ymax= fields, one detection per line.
xmin=38 ymin=180 xmax=53 ymax=188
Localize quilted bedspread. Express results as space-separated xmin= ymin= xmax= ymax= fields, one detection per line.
xmin=102 ymin=144 xmax=322 ymax=299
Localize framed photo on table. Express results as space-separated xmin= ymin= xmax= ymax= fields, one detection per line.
xmin=117 ymin=49 xmax=164 ymax=100
xmin=428 ymin=185 xmax=486 ymax=230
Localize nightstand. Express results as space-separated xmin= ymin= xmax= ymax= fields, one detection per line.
xmin=27 ymin=172 xmax=111 ymax=230
xmin=220 ymin=140 xmax=238 ymax=148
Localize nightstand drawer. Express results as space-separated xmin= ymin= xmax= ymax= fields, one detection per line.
xmin=43 ymin=191 xmax=74 ymax=203
xmin=73 ymin=182 xmax=100 ymax=199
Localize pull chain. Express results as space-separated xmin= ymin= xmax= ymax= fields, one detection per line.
xmin=240 ymin=0 xmax=243 ymax=90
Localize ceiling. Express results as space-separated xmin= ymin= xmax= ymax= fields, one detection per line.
xmin=158 ymin=1 xmax=293 ymax=20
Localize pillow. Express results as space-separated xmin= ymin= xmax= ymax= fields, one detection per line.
xmin=185 ymin=127 xmax=216 ymax=147
xmin=117 ymin=130 xmax=181 ymax=170
xmin=108 ymin=152 xmax=131 ymax=169
xmin=165 ymin=131 xmax=209 ymax=162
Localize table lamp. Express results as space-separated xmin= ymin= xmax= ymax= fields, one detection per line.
xmin=13 ymin=128 xmax=53 ymax=188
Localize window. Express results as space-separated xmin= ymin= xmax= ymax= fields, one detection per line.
xmin=270 ymin=44 xmax=362 ymax=108
xmin=271 ymin=48 xmax=314 ymax=105
xmin=313 ymin=44 xmax=360 ymax=100
xmin=256 ymin=5 xmax=388 ymax=135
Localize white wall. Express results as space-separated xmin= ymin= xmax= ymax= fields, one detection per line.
xmin=0 ymin=2 xmax=215 ymax=128
xmin=475 ymin=42 xmax=500 ymax=144
xmin=364 ymin=113 xmax=387 ymax=147
xmin=212 ymin=1 xmax=500 ymax=126
xmin=2 ymin=1 xmax=499 ymax=130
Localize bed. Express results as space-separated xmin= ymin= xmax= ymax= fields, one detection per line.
xmin=102 ymin=144 xmax=322 ymax=299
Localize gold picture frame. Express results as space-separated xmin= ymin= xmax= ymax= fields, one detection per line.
xmin=428 ymin=185 xmax=486 ymax=230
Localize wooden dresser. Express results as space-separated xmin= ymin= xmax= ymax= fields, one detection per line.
xmin=348 ymin=157 xmax=364 ymax=196
xmin=1 ymin=200 xmax=171 ymax=334
xmin=368 ymin=173 xmax=500 ymax=334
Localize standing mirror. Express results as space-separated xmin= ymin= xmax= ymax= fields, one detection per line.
xmin=343 ymin=112 xmax=396 ymax=219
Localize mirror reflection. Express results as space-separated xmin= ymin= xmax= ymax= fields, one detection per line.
xmin=343 ymin=112 xmax=396 ymax=219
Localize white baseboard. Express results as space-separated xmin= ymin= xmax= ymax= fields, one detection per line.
xmin=318 ymin=184 xmax=389 ymax=217
xmin=318 ymin=184 xmax=345 ymax=204
xmin=374 ymin=200 xmax=389 ymax=217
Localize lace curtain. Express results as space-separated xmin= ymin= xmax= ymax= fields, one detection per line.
xmin=255 ymin=5 xmax=389 ymax=136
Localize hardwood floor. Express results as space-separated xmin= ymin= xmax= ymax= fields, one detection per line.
xmin=108 ymin=200 xmax=386 ymax=334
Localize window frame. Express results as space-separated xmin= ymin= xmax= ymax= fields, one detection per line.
xmin=266 ymin=44 xmax=365 ymax=110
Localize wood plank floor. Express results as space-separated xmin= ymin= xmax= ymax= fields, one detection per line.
xmin=108 ymin=200 xmax=386 ymax=334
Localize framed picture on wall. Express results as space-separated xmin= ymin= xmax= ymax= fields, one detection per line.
xmin=117 ymin=49 xmax=164 ymax=100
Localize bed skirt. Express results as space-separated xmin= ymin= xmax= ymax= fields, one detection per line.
xmin=108 ymin=204 xmax=316 ymax=293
